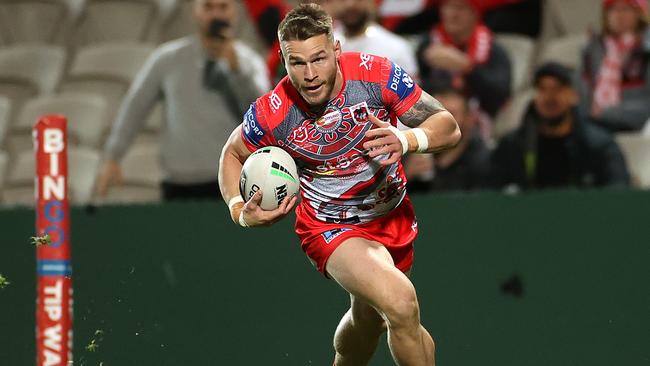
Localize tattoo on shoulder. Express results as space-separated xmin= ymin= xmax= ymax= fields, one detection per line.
xmin=400 ymin=92 xmax=446 ymax=127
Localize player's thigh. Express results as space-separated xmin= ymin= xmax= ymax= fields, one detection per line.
xmin=327 ymin=237 xmax=416 ymax=314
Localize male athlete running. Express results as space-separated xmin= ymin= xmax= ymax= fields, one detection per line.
xmin=218 ymin=4 xmax=460 ymax=365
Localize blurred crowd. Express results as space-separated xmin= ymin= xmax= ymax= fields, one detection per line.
xmin=0 ymin=0 xmax=648 ymax=206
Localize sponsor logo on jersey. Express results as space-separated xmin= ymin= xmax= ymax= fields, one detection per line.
xmin=387 ymin=63 xmax=415 ymax=99
xmin=269 ymin=92 xmax=282 ymax=113
xmin=322 ymin=227 xmax=352 ymax=244
xmin=315 ymin=108 xmax=342 ymax=133
xmin=242 ymin=104 xmax=265 ymax=146
xmin=359 ymin=53 xmax=373 ymax=71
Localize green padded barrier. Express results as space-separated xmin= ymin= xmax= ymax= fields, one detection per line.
xmin=0 ymin=190 xmax=648 ymax=365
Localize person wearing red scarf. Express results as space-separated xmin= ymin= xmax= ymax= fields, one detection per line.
xmin=416 ymin=0 xmax=512 ymax=117
xmin=578 ymin=0 xmax=650 ymax=132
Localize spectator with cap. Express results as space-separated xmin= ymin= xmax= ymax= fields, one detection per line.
xmin=329 ymin=0 xmax=418 ymax=75
xmin=96 ymin=0 xmax=269 ymax=201
xmin=405 ymin=88 xmax=490 ymax=193
xmin=578 ymin=0 xmax=650 ymax=132
xmin=491 ymin=62 xmax=630 ymax=191
xmin=416 ymin=0 xmax=512 ymax=117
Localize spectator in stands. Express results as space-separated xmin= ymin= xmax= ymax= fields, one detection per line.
xmin=329 ymin=0 xmax=418 ymax=75
xmin=96 ymin=0 xmax=269 ymax=201
xmin=578 ymin=0 xmax=650 ymax=132
xmin=416 ymin=0 xmax=511 ymax=117
xmin=405 ymin=88 xmax=490 ymax=193
xmin=491 ymin=62 xmax=630 ymax=191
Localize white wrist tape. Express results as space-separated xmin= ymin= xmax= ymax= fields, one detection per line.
xmin=238 ymin=210 xmax=250 ymax=227
xmin=412 ymin=128 xmax=429 ymax=153
xmin=228 ymin=196 xmax=249 ymax=227
xmin=388 ymin=125 xmax=409 ymax=155
xmin=228 ymin=195 xmax=244 ymax=211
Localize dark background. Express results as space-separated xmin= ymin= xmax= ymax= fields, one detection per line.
xmin=1 ymin=190 xmax=648 ymax=365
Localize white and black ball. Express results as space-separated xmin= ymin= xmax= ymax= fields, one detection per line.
xmin=239 ymin=146 xmax=299 ymax=210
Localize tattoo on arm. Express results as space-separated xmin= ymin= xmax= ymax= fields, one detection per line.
xmin=400 ymin=92 xmax=446 ymax=128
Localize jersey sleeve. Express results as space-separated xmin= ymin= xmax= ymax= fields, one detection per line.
xmin=379 ymin=57 xmax=422 ymax=117
xmin=240 ymin=100 xmax=275 ymax=152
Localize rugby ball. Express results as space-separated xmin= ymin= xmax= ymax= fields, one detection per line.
xmin=239 ymin=146 xmax=299 ymax=210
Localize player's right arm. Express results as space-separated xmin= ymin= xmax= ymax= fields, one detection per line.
xmin=218 ymin=127 xmax=297 ymax=227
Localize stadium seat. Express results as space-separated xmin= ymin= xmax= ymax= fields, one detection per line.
xmin=493 ymin=88 xmax=535 ymax=140
xmin=14 ymin=93 xmax=110 ymax=148
xmin=536 ymin=34 xmax=588 ymax=69
xmin=615 ymin=133 xmax=650 ymax=189
xmin=0 ymin=45 xmax=67 ymax=95
xmin=94 ymin=141 xmax=162 ymax=205
xmin=118 ymin=141 xmax=161 ymax=186
xmin=0 ymin=44 xmax=66 ymax=126
xmin=2 ymin=147 xmax=101 ymax=206
xmin=71 ymin=0 xmax=177 ymax=47
xmin=0 ymin=0 xmax=83 ymax=45
xmin=59 ymin=42 xmax=155 ymax=122
xmin=495 ymin=33 xmax=535 ymax=92
xmin=65 ymin=42 xmax=156 ymax=83
xmin=0 ymin=96 xmax=11 ymax=146
xmin=541 ymin=0 xmax=602 ymax=40
xmin=0 ymin=44 xmax=65 ymax=124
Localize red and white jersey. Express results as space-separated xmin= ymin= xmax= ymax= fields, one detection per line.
xmin=240 ymin=52 xmax=422 ymax=224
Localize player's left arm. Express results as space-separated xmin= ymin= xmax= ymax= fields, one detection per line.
xmin=399 ymin=91 xmax=461 ymax=153
xmin=364 ymin=90 xmax=461 ymax=165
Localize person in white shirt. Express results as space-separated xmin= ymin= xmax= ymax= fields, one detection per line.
xmin=328 ymin=0 xmax=419 ymax=76
xmin=96 ymin=0 xmax=269 ymax=201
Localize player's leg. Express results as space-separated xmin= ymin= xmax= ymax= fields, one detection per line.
xmin=333 ymin=293 xmax=386 ymax=365
xmin=326 ymin=237 xmax=435 ymax=366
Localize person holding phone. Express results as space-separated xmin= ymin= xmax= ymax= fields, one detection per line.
xmin=97 ymin=0 xmax=270 ymax=201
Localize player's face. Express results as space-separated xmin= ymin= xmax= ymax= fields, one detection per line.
xmin=534 ymin=77 xmax=577 ymax=122
xmin=193 ymin=0 xmax=237 ymax=38
xmin=440 ymin=0 xmax=479 ymax=38
xmin=606 ymin=1 xmax=642 ymax=36
xmin=282 ymin=34 xmax=342 ymax=108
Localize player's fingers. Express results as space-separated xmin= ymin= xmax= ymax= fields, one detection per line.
xmin=284 ymin=195 xmax=298 ymax=214
xmin=368 ymin=113 xmax=389 ymax=128
xmin=247 ymin=190 xmax=262 ymax=209
xmin=364 ymin=128 xmax=390 ymax=139
xmin=363 ymin=136 xmax=392 ymax=150
xmin=368 ymin=145 xmax=395 ymax=158
xmin=381 ymin=151 xmax=402 ymax=166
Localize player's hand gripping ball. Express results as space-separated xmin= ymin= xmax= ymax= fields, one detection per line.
xmin=240 ymin=146 xmax=299 ymax=210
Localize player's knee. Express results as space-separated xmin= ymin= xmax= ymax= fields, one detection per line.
xmin=351 ymin=299 xmax=385 ymax=333
xmin=380 ymin=283 xmax=420 ymax=331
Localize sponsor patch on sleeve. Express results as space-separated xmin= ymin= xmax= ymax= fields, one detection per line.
xmin=385 ymin=62 xmax=415 ymax=100
xmin=242 ymin=104 xmax=265 ymax=147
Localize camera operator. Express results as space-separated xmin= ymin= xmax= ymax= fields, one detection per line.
xmin=97 ymin=0 xmax=270 ymax=201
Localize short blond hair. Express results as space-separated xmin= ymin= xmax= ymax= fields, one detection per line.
xmin=277 ymin=3 xmax=334 ymax=43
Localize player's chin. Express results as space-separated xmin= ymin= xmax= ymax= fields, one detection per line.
xmin=302 ymin=92 xmax=327 ymax=106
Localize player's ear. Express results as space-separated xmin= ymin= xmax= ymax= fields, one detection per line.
xmin=334 ymin=39 xmax=341 ymax=58
xmin=278 ymin=48 xmax=285 ymax=67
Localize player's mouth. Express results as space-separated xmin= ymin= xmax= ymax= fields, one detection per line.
xmin=304 ymin=83 xmax=324 ymax=95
